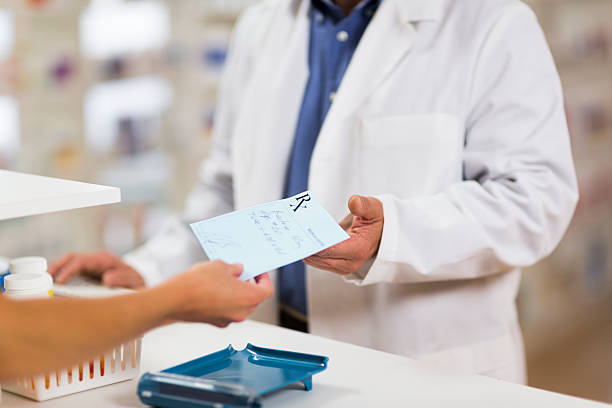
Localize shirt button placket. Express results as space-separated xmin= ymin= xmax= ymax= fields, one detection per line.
xmin=336 ymin=30 xmax=349 ymax=42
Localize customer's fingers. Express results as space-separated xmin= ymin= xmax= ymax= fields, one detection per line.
xmin=254 ymin=273 xmax=274 ymax=298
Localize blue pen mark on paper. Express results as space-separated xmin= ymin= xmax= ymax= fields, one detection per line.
xmin=190 ymin=191 xmax=349 ymax=280
xmin=197 ymin=232 xmax=242 ymax=251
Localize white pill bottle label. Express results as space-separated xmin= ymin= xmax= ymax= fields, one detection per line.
xmin=4 ymin=272 xmax=53 ymax=299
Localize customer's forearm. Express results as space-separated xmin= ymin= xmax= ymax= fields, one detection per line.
xmin=0 ymin=286 xmax=176 ymax=381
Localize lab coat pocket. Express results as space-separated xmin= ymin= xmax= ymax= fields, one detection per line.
xmin=359 ymin=114 xmax=463 ymax=197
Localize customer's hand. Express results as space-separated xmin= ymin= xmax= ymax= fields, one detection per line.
xmin=163 ymin=261 xmax=273 ymax=327
xmin=49 ymin=251 xmax=146 ymax=289
xmin=304 ymin=195 xmax=383 ymax=275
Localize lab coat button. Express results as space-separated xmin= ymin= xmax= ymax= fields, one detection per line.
xmin=336 ymin=30 xmax=349 ymax=42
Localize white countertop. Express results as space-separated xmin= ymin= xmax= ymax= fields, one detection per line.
xmin=2 ymin=320 xmax=609 ymax=407
xmin=0 ymin=170 xmax=120 ymax=221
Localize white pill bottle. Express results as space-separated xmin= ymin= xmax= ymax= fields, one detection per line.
xmin=9 ymin=256 xmax=48 ymax=276
xmin=2 ymin=270 xmax=54 ymax=403
xmin=4 ymin=272 xmax=53 ymax=299
xmin=5 ymin=257 xmax=53 ymax=300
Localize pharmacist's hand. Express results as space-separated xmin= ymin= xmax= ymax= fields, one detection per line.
xmin=164 ymin=261 xmax=273 ymax=328
xmin=49 ymin=251 xmax=146 ymax=289
xmin=304 ymin=195 xmax=383 ymax=276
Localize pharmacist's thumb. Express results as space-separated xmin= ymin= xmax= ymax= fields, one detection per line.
xmin=348 ymin=195 xmax=382 ymax=220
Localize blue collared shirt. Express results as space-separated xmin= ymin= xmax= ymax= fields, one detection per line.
xmin=279 ymin=0 xmax=381 ymax=317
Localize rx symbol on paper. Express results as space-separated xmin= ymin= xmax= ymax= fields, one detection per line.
xmin=290 ymin=193 xmax=311 ymax=212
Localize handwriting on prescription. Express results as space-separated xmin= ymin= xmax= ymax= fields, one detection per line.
xmin=249 ymin=209 xmax=312 ymax=256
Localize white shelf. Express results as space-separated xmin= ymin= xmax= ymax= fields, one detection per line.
xmin=0 ymin=170 xmax=120 ymax=221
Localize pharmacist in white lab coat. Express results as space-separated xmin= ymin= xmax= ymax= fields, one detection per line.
xmin=51 ymin=0 xmax=578 ymax=383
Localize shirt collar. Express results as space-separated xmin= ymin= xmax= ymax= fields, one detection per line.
xmin=302 ymin=0 xmax=442 ymax=24
xmin=312 ymin=0 xmax=381 ymax=21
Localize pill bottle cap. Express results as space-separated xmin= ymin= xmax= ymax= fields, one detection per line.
xmin=9 ymin=256 xmax=48 ymax=275
xmin=4 ymin=272 xmax=53 ymax=292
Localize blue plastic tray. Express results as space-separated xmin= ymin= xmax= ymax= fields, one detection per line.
xmin=137 ymin=344 xmax=329 ymax=408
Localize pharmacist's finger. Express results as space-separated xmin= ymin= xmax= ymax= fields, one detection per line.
xmin=102 ymin=268 xmax=145 ymax=289
xmin=57 ymin=252 xmax=121 ymax=282
xmin=339 ymin=213 xmax=353 ymax=231
xmin=48 ymin=253 xmax=76 ymax=277
xmin=55 ymin=255 xmax=95 ymax=283
xmin=307 ymin=234 xmax=362 ymax=260
xmin=53 ymin=257 xmax=86 ymax=283
xmin=303 ymin=256 xmax=355 ymax=276
xmin=303 ymin=256 xmax=334 ymax=270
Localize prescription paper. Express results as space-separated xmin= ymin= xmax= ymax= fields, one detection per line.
xmin=190 ymin=191 xmax=349 ymax=281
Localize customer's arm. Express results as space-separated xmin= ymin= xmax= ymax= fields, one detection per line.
xmin=0 ymin=261 xmax=272 ymax=381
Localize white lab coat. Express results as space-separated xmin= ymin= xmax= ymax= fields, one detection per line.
xmin=124 ymin=0 xmax=578 ymax=382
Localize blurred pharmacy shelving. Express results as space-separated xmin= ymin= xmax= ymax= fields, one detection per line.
xmin=0 ymin=0 xmax=255 ymax=259
xmin=0 ymin=0 xmax=610 ymax=403
xmin=522 ymin=0 xmax=612 ymax=403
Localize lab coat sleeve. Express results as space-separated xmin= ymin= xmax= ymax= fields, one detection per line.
xmin=123 ymin=7 xmax=258 ymax=287
xmin=345 ymin=5 xmax=579 ymax=286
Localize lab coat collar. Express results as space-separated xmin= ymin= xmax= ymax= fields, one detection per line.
xmin=290 ymin=0 xmax=443 ymax=23
xmin=394 ymin=0 xmax=443 ymax=24
xmin=309 ymin=0 xmax=442 ymax=163
xmin=319 ymin=0 xmax=435 ymax=118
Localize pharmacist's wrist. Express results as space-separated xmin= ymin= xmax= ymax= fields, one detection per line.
xmin=122 ymin=252 xmax=163 ymax=287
